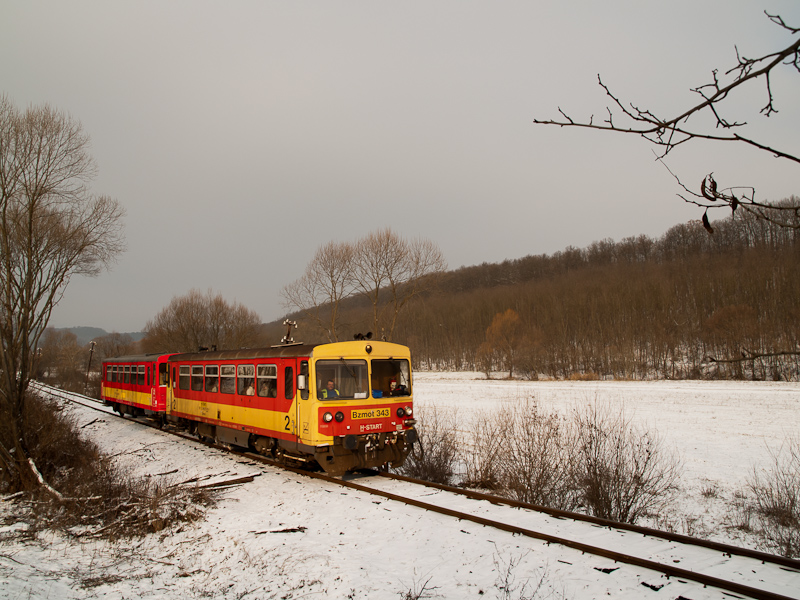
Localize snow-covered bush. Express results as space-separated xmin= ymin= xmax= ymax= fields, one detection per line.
xmin=493 ymin=399 xmax=575 ymax=509
xmin=747 ymin=438 xmax=800 ymax=557
xmin=398 ymin=406 xmax=459 ymax=485
xmin=570 ymin=403 xmax=681 ymax=524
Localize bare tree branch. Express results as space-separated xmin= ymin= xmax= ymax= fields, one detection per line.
xmin=533 ymin=11 xmax=800 ymax=229
xmin=704 ymin=350 xmax=800 ymax=365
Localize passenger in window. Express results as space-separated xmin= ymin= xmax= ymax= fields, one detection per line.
xmin=259 ymin=380 xmax=277 ymax=397
xmin=322 ymin=379 xmax=339 ymax=399
xmin=390 ymin=379 xmax=408 ymax=396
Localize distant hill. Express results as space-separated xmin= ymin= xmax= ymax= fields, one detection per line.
xmin=54 ymin=327 xmax=145 ymax=346
xmin=269 ymin=204 xmax=800 ymax=381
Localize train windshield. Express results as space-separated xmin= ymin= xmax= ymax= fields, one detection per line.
xmin=370 ymin=359 xmax=411 ymax=398
xmin=315 ymin=359 xmax=369 ymax=399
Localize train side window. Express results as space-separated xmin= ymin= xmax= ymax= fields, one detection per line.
xmin=138 ymin=365 xmax=145 ymax=386
xmin=124 ymin=366 xmax=130 ymax=384
xmin=299 ymin=360 xmax=309 ymax=400
xmin=220 ymin=365 xmax=235 ymax=394
xmin=257 ymin=364 xmax=277 ymax=398
xmin=147 ymin=366 xmax=151 ymax=387
xmin=110 ymin=366 xmax=117 ymax=383
xmin=284 ymin=366 xmax=294 ymax=400
xmin=179 ymin=366 xmax=190 ymax=390
xmin=238 ymin=365 xmax=255 ymax=395
xmin=205 ymin=366 xmax=219 ymax=392
xmin=191 ymin=366 xmax=204 ymax=391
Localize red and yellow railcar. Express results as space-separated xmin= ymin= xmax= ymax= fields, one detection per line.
xmin=166 ymin=340 xmax=416 ymax=475
xmin=101 ymin=353 xmax=175 ymax=417
xmin=101 ymin=340 xmax=416 ymax=475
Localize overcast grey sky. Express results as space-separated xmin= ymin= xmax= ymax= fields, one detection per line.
xmin=2 ymin=1 xmax=798 ymax=333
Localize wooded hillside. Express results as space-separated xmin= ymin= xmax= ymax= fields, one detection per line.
xmin=272 ymin=199 xmax=800 ymax=380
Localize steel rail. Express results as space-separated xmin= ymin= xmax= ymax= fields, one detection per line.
xmin=378 ymin=471 xmax=800 ymax=571
xmin=287 ymin=467 xmax=796 ymax=600
xmin=39 ymin=382 xmax=799 ymax=600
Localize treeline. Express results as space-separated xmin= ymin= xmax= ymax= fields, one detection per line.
xmin=284 ymin=199 xmax=800 ymax=380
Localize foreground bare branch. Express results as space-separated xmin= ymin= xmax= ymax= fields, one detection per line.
xmin=533 ymin=12 xmax=800 ymax=229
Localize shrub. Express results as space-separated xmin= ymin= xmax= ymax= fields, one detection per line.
xmin=398 ymin=406 xmax=458 ymax=485
xmin=570 ymin=403 xmax=681 ymax=523
xmin=462 ymin=409 xmax=507 ymax=490
xmin=495 ymin=399 xmax=575 ymax=509
xmin=3 ymin=392 xmax=215 ymax=539
xmin=747 ymin=438 xmax=800 ymax=557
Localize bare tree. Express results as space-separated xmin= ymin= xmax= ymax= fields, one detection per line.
xmin=36 ymin=328 xmax=86 ymax=390
xmin=280 ymin=241 xmax=354 ymax=342
xmin=282 ymin=228 xmax=446 ymax=342
xmin=479 ymin=309 xmax=525 ymax=378
xmin=94 ymin=331 xmax=137 ymax=360
xmin=142 ymin=289 xmax=262 ymax=352
xmin=533 ymin=12 xmax=800 ymax=230
xmin=0 ymin=95 xmax=125 ymax=493
xmin=350 ymin=228 xmax=447 ymax=340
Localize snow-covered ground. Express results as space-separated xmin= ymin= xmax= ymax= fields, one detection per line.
xmin=413 ymin=373 xmax=800 ymax=546
xmin=1 ymin=374 xmax=798 ymax=599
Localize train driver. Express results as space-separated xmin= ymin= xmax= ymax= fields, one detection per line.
xmin=322 ymin=379 xmax=339 ymax=399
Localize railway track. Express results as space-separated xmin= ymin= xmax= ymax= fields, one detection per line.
xmin=36 ymin=381 xmax=800 ymax=600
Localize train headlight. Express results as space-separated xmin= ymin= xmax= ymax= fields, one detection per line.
xmin=404 ymin=406 xmax=413 ymax=417
xmin=396 ymin=407 xmax=405 ymax=417
xmin=335 ymin=411 xmax=345 ymax=423
xmin=323 ymin=412 xmax=333 ymax=423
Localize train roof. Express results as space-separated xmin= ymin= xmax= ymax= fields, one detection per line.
xmin=169 ymin=341 xmax=411 ymax=363
xmin=103 ymin=341 xmax=411 ymax=364
xmin=168 ymin=344 xmax=320 ymax=363
xmin=102 ymin=352 xmax=175 ymax=364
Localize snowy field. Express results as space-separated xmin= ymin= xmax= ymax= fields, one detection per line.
xmin=1 ymin=374 xmax=799 ymax=599
xmin=413 ymin=373 xmax=800 ymax=545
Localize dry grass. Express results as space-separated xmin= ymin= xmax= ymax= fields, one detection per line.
xmin=2 ymin=393 xmax=216 ymax=540
xmin=568 ymin=372 xmax=601 ymax=381
xmin=416 ymin=395 xmax=682 ymax=525
xmin=397 ymin=406 xmax=459 ymax=485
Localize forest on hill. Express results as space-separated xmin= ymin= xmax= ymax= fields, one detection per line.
xmin=272 ymin=199 xmax=800 ymax=381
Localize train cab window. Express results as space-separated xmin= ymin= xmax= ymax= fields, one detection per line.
xmin=191 ymin=366 xmax=204 ymax=391
xmin=124 ymin=366 xmax=131 ymax=384
xmin=371 ymin=359 xmax=411 ymax=398
xmin=220 ymin=365 xmax=235 ymax=394
xmin=137 ymin=365 xmax=145 ymax=386
xmin=159 ymin=364 xmax=169 ymax=386
xmin=257 ymin=364 xmax=277 ymax=397
xmin=238 ymin=365 xmax=255 ymax=395
xmin=285 ymin=366 xmax=294 ymax=400
xmin=205 ymin=366 xmax=219 ymax=392
xmin=179 ymin=366 xmax=190 ymax=390
xmin=315 ymin=360 xmax=368 ymax=399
